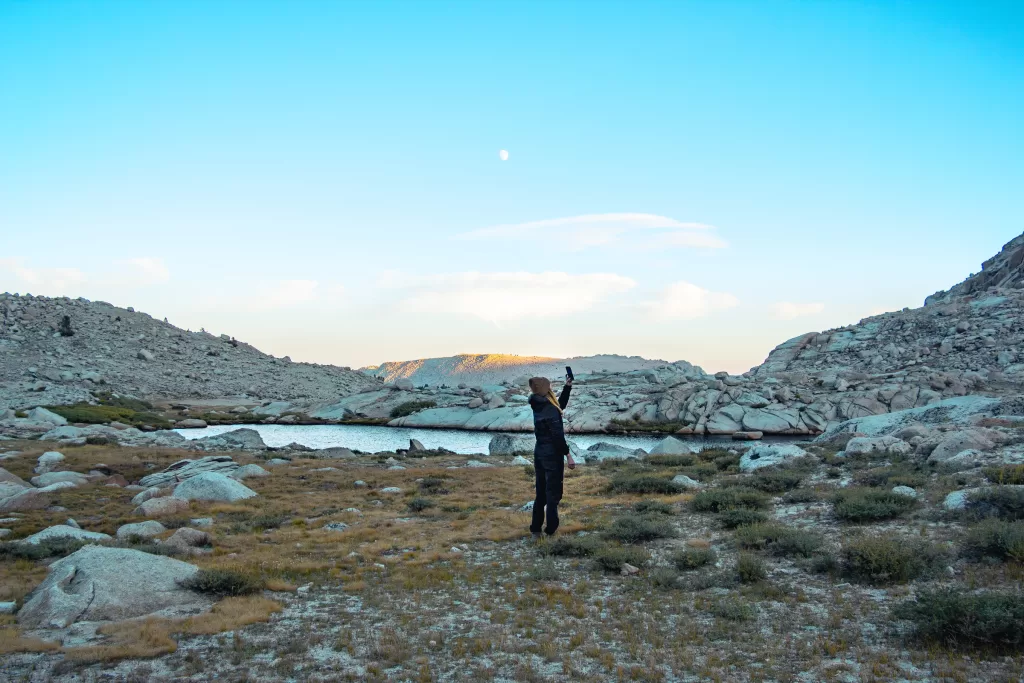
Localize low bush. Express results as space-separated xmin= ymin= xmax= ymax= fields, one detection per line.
xmin=46 ymin=403 xmax=171 ymax=429
xmin=646 ymin=454 xmax=696 ymax=467
xmin=841 ymin=535 xmax=945 ymax=585
xmin=718 ymin=509 xmax=769 ymax=529
xmin=965 ymin=486 xmax=1024 ymax=521
xmin=735 ymin=523 xmax=824 ymax=558
xmin=712 ymin=453 xmax=741 ymax=471
xmin=962 ymin=519 xmax=1024 ymax=563
xmin=608 ymin=475 xmax=683 ymax=495
xmin=670 ymin=547 xmax=716 ymax=570
xmin=832 ymin=487 xmax=918 ymax=522
xmin=782 ymin=488 xmax=822 ymax=504
xmin=593 ymin=545 xmax=650 ymax=573
xmin=389 ymin=400 xmax=437 ymax=418
xmin=747 ymin=468 xmax=806 ymax=494
xmin=633 ymin=500 xmax=674 ymax=516
xmin=0 ymin=537 xmax=88 ymax=561
xmin=418 ymin=477 xmax=448 ymax=494
xmin=407 ymin=498 xmax=436 ymax=513
xmin=250 ymin=513 xmax=289 ymax=531
xmin=893 ymin=589 xmax=1024 ymax=653
xmin=542 ymin=534 xmax=605 ymax=558
xmin=649 ymin=567 xmax=680 ymax=589
xmin=736 ymin=553 xmax=767 ymax=583
xmin=691 ymin=488 xmax=771 ymax=513
xmin=604 ymin=515 xmax=677 ymax=543
xmin=523 ymin=464 xmax=535 ymax=478
xmin=527 ymin=559 xmax=560 ymax=582
xmin=710 ymin=597 xmax=754 ymax=621
xmin=983 ymin=464 xmax=1024 ymax=486
xmin=856 ymin=464 xmax=927 ymax=489
xmin=180 ymin=569 xmax=263 ymax=597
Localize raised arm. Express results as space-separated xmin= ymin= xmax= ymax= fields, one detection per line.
xmin=559 ymin=383 xmax=572 ymax=410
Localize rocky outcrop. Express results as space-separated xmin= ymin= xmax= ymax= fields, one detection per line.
xmin=171 ymin=472 xmax=258 ymax=502
xmin=0 ymin=292 xmax=378 ymax=409
xmin=926 ymin=233 xmax=1024 ymax=304
xmin=139 ymin=455 xmax=240 ymax=488
xmin=19 ymin=524 xmax=112 ymax=545
xmin=18 ymin=546 xmax=209 ymax=628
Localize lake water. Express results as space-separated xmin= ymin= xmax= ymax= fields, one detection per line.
xmin=173 ymin=423 xmax=777 ymax=455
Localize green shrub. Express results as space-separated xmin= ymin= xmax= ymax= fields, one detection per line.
xmin=0 ymin=537 xmax=88 ymax=561
xmin=542 ymin=534 xmax=605 ymax=558
xmin=418 ymin=477 xmax=449 ymax=494
xmin=646 ymin=454 xmax=695 ymax=467
xmin=180 ymin=569 xmax=263 ymax=596
xmin=710 ymin=597 xmax=754 ymax=621
xmin=856 ymin=464 xmax=927 ymax=489
xmin=408 ymin=497 xmax=436 ymax=513
xmin=735 ymin=523 xmax=824 ymax=558
xmin=46 ymin=402 xmax=171 ymax=429
xmin=962 ymin=519 xmax=1024 ymax=563
xmin=633 ymin=500 xmax=674 ymax=516
xmin=782 ymin=488 xmax=822 ymax=504
xmin=389 ymin=400 xmax=437 ymax=418
xmin=527 ymin=559 xmax=560 ymax=582
xmin=713 ymin=453 xmax=741 ymax=471
xmin=736 ymin=553 xmax=767 ymax=583
xmin=649 ymin=567 xmax=680 ymax=589
xmin=841 ymin=536 xmax=945 ymax=585
xmin=250 ymin=513 xmax=289 ymax=530
xmin=964 ymin=486 xmax=1024 ymax=521
xmin=604 ymin=515 xmax=677 ymax=543
xmin=593 ymin=546 xmax=650 ymax=573
xmin=691 ymin=488 xmax=770 ymax=513
xmin=523 ymin=464 xmax=535 ymax=478
xmin=983 ymin=464 xmax=1024 ymax=486
xmin=670 ymin=547 xmax=715 ymax=570
xmin=832 ymin=487 xmax=918 ymax=522
xmin=747 ymin=469 xmax=805 ymax=494
xmin=718 ymin=509 xmax=769 ymax=529
xmin=810 ymin=552 xmax=840 ymax=575
xmin=893 ymin=589 xmax=1024 ymax=653
xmin=608 ymin=475 xmax=683 ymax=495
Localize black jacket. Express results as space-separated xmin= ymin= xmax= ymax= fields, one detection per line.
xmin=529 ymin=385 xmax=571 ymax=459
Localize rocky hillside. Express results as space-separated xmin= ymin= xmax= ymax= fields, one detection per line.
xmin=0 ymin=294 xmax=378 ymax=409
xmin=362 ymin=353 xmax=674 ymax=386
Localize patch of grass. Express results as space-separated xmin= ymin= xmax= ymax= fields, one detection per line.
xmin=983 ymin=464 xmax=1024 ymax=486
xmin=856 ymin=464 xmax=928 ymax=489
xmin=523 ymin=464 xmax=535 ymax=478
xmin=964 ymin=486 xmax=1024 ymax=521
xmin=632 ymin=500 xmax=674 ymax=516
xmin=389 ymin=401 xmax=437 ymax=418
xmin=670 ymin=547 xmax=715 ymax=570
xmin=841 ymin=535 xmax=945 ymax=585
xmin=735 ymin=523 xmax=825 ymax=558
xmin=646 ymin=454 xmax=696 ymax=467
xmin=407 ymin=498 xmax=436 ymax=513
xmin=250 ymin=513 xmax=290 ymax=531
xmin=718 ymin=509 xmax=769 ymax=529
xmin=527 ymin=559 xmax=561 ymax=582
xmin=782 ymin=488 xmax=822 ymax=504
xmin=603 ymin=515 xmax=677 ymax=543
xmin=179 ymin=569 xmax=263 ymax=597
xmin=593 ymin=545 xmax=650 ymax=573
xmin=0 ymin=627 xmax=60 ymax=655
xmin=962 ymin=519 xmax=1024 ymax=563
xmin=746 ymin=468 xmax=806 ymax=493
xmin=607 ymin=475 xmax=683 ymax=495
xmin=710 ymin=597 xmax=754 ymax=621
xmin=418 ymin=477 xmax=449 ymax=494
xmin=541 ymin=535 xmax=605 ymax=558
xmin=831 ymin=487 xmax=918 ymax=522
xmin=893 ymin=589 xmax=1024 ymax=654
xmin=736 ymin=553 xmax=767 ymax=583
xmin=691 ymin=488 xmax=771 ymax=513
xmin=712 ymin=453 xmax=741 ymax=471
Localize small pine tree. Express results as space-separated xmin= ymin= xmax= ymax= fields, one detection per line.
xmin=58 ymin=315 xmax=74 ymax=337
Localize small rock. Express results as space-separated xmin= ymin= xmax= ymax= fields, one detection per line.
xmin=731 ymin=431 xmax=763 ymax=441
xmin=409 ymin=439 xmax=425 ymax=451
xmin=230 ymin=464 xmax=270 ymax=480
xmin=0 ymin=601 xmax=16 ymax=615
xmin=380 ymin=487 xmax=402 ymax=494
xmin=65 ymin=518 xmax=80 ymax=529
xmin=191 ymin=517 xmax=213 ymax=527
xmin=354 ymin=480 xmax=367 ymax=488
xmin=135 ymin=497 xmax=190 ymax=517
xmin=512 ymin=455 xmax=532 ymax=466
xmin=671 ymin=475 xmax=703 ymax=489
xmin=322 ymin=522 xmax=349 ymax=532
xmin=34 ymin=451 xmax=65 ymax=474
xmin=465 ymin=460 xmax=493 ymax=468
xmin=175 ymin=418 xmax=208 ymax=429
xmin=137 ymin=349 xmax=155 ymax=361
xmin=620 ymin=563 xmax=640 ymax=576
xmin=164 ymin=527 xmax=212 ymax=550
xmin=265 ymin=458 xmax=291 ymax=466
xmin=388 ymin=465 xmax=407 ymax=470
xmin=891 ymin=485 xmax=918 ymax=498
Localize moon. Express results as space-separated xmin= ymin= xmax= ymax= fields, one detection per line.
xmin=499 ymin=149 xmax=509 ymax=161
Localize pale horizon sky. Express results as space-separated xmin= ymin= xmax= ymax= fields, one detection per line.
xmin=2 ymin=2 xmax=1022 ymax=374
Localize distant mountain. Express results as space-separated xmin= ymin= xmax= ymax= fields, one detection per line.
xmin=361 ymin=353 xmax=684 ymax=387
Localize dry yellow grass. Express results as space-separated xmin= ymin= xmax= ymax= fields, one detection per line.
xmin=0 ymin=622 xmax=60 ymax=655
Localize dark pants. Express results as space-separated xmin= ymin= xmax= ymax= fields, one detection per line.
xmin=531 ymin=456 xmax=565 ymax=535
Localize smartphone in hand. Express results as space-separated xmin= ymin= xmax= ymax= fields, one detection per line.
xmin=565 ymin=366 xmax=574 ymax=381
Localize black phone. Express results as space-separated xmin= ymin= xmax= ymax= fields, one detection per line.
xmin=565 ymin=366 xmax=574 ymax=381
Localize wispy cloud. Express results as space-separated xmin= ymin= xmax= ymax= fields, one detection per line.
xmin=642 ymin=281 xmax=739 ymax=320
xmin=456 ymin=213 xmax=727 ymax=251
xmin=120 ymin=257 xmax=170 ymax=284
xmin=0 ymin=258 xmax=88 ymax=294
xmin=387 ymin=271 xmax=637 ymax=324
xmin=770 ymin=302 xmax=825 ymax=320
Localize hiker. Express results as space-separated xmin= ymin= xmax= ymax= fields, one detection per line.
xmin=528 ymin=376 xmax=576 ymax=537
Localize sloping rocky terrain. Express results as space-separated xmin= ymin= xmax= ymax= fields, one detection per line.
xmin=362 ymin=353 xmax=670 ymax=386
xmin=0 ymin=294 xmax=378 ymax=409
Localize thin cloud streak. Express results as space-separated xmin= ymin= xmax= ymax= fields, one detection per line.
xmin=642 ymin=281 xmax=739 ymax=320
xmin=771 ymin=302 xmax=825 ymax=320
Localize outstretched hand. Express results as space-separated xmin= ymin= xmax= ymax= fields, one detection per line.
xmin=565 ymin=377 xmax=573 ymax=388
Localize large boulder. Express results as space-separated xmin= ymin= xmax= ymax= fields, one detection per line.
xmin=172 ymin=472 xmax=258 ymax=502
xmin=927 ymin=429 xmax=997 ymax=464
xmin=30 ymin=471 xmax=90 ymax=488
xmin=0 ymin=481 xmax=77 ymax=512
xmin=739 ymin=443 xmax=809 ymax=472
xmin=19 ymin=524 xmax=111 ymax=545
xmin=230 ymin=464 xmax=269 ymax=480
xmin=196 ymin=428 xmax=266 ymax=450
xmin=845 ymin=435 xmax=912 ymax=457
xmin=0 ymin=467 xmax=30 ymax=488
xmin=18 ymin=546 xmax=209 ymax=628
xmin=488 ymin=434 xmax=535 ymax=456
xmin=116 ymin=520 xmax=167 ymax=540
xmin=649 ymin=437 xmax=693 ymax=456
xmin=34 ymin=451 xmax=65 ymax=474
xmin=583 ymin=442 xmax=646 ymax=463
xmin=139 ymin=455 xmax=239 ymax=488
xmin=26 ymin=407 xmax=67 ymax=426
xmin=135 ymin=496 xmax=190 ymax=517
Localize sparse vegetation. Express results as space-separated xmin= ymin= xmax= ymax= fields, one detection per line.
xmin=841 ymin=536 xmax=945 ymax=585
xmin=691 ymin=488 xmax=771 ymax=513
xmin=670 ymin=547 xmax=715 ymax=570
xmin=645 ymin=454 xmax=695 ymax=467
xmin=593 ymin=545 xmax=650 ymax=572
xmin=607 ymin=474 xmax=683 ymax=495
xmin=718 ymin=508 xmax=769 ymax=529
xmin=962 ymin=519 xmax=1024 ymax=562
xmin=541 ymin=535 xmax=605 ymax=558
xmin=734 ymin=523 xmax=824 ymax=558
xmin=604 ymin=514 xmax=677 ymax=543
xmin=983 ymin=464 xmax=1024 ymax=486
xmin=407 ymin=497 xmax=436 ymax=513
xmin=180 ymin=569 xmax=263 ymax=597
xmin=632 ymin=500 xmax=674 ymax=516
xmin=736 ymin=553 xmax=767 ymax=583
xmin=964 ymin=486 xmax=1024 ymax=521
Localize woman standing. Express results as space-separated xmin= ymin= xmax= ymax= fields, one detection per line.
xmin=528 ymin=376 xmax=576 ymax=537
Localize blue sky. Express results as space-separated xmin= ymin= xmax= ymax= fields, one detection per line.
xmin=1 ymin=1 xmax=1021 ymax=373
